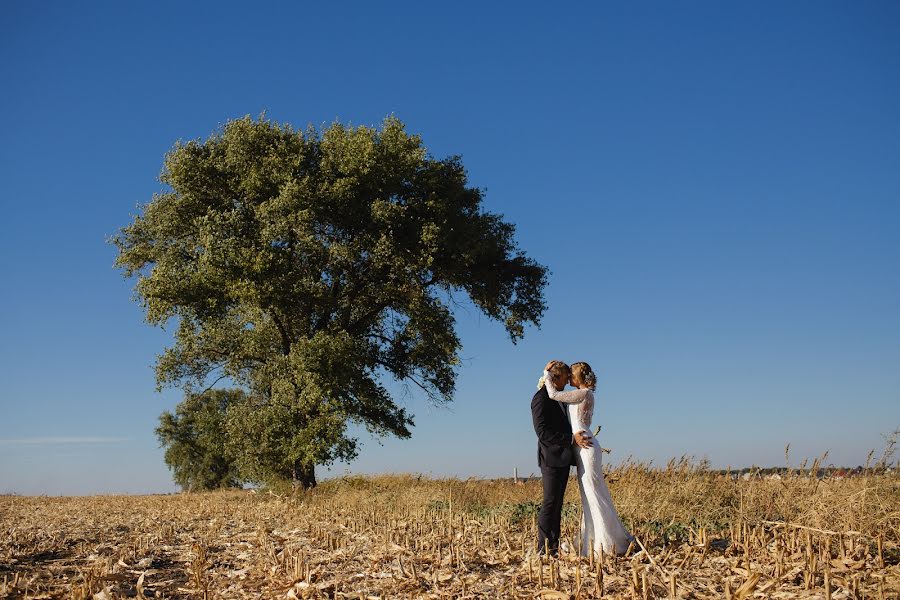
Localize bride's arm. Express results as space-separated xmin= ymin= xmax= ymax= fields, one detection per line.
xmin=577 ymin=394 xmax=595 ymax=431
xmin=543 ymin=370 xmax=590 ymax=404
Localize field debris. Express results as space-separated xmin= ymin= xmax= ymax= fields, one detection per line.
xmin=1 ymin=461 xmax=898 ymax=598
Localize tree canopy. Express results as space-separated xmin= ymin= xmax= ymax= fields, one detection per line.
xmin=114 ymin=115 xmax=548 ymax=487
xmin=155 ymin=389 xmax=243 ymax=491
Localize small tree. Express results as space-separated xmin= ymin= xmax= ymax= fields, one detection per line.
xmin=114 ymin=115 xmax=548 ymax=488
xmin=155 ymin=389 xmax=244 ymax=491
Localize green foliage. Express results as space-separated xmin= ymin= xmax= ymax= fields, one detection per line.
xmin=156 ymin=389 xmax=243 ymax=491
xmin=115 ymin=115 xmax=549 ymax=487
xmin=463 ymin=500 xmax=542 ymax=524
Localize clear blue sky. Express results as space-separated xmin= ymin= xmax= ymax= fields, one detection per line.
xmin=1 ymin=1 xmax=898 ymax=495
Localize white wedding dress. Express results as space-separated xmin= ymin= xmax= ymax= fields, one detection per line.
xmin=544 ymin=374 xmax=633 ymax=556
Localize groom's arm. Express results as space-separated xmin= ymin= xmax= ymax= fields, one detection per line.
xmin=531 ymin=395 xmax=576 ymax=448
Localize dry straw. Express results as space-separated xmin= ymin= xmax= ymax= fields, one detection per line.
xmin=1 ymin=455 xmax=898 ymax=598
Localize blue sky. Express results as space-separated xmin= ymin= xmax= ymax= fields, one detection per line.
xmin=1 ymin=1 xmax=898 ymax=494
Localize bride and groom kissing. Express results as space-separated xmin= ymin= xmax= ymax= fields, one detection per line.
xmin=531 ymin=360 xmax=634 ymax=558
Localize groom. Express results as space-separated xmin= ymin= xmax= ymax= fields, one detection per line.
xmin=531 ymin=360 xmax=592 ymax=556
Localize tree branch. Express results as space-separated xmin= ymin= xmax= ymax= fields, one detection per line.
xmin=269 ymin=309 xmax=292 ymax=355
xmin=373 ymin=356 xmax=443 ymax=404
xmin=194 ymin=373 xmax=230 ymax=398
xmin=313 ymin=268 xmax=344 ymax=333
xmin=346 ymin=276 xmax=439 ymax=335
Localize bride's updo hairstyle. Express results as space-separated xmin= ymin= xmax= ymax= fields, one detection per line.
xmin=571 ymin=362 xmax=597 ymax=390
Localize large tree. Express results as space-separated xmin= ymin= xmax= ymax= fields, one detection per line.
xmin=113 ymin=115 xmax=548 ymax=488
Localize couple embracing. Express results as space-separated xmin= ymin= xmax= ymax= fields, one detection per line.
xmin=531 ymin=360 xmax=634 ymax=557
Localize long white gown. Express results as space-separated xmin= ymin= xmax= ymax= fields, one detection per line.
xmin=544 ymin=375 xmax=633 ymax=556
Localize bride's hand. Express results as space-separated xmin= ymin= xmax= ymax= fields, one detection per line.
xmin=543 ymin=369 xmax=557 ymax=391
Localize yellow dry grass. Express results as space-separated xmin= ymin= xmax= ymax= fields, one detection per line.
xmin=1 ymin=461 xmax=898 ymax=599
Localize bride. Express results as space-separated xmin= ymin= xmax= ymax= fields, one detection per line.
xmin=543 ymin=361 xmax=634 ymax=556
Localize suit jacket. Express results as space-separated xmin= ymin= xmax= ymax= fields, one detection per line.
xmin=531 ymin=386 xmax=575 ymax=468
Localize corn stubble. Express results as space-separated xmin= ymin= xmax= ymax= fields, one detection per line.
xmin=1 ymin=459 xmax=898 ymax=598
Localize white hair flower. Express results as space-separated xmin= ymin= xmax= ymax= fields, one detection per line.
xmin=537 ymin=375 xmax=546 ymax=390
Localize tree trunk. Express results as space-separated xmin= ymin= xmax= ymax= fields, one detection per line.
xmin=292 ymin=461 xmax=316 ymax=490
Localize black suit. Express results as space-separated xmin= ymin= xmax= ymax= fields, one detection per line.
xmin=531 ymin=386 xmax=575 ymax=554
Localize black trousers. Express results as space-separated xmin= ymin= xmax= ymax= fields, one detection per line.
xmin=537 ymin=465 xmax=569 ymax=554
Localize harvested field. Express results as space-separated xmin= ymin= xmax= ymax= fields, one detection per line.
xmin=2 ymin=461 xmax=898 ymax=599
